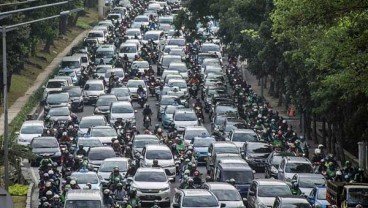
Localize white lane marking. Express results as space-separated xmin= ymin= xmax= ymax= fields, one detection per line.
xmin=37 ymin=108 xmax=44 ymax=120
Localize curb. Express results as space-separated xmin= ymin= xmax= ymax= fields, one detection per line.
xmin=26 ymin=183 xmax=34 ymax=208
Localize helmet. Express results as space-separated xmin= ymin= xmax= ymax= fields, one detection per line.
xmin=187 ymin=151 xmax=192 ymax=155
xmin=188 ymin=178 xmax=194 ymax=183
xmin=184 ymin=170 xmax=190 ymax=175
xmin=43 ymin=173 xmax=49 ymax=178
xmin=229 ymin=178 xmax=236 ymax=183
xmin=113 ymin=167 xmax=119 ymax=172
xmin=138 ymin=85 xmax=143 ymax=89
xmin=315 ymin=149 xmax=321 ymax=155
xmin=157 ymin=128 xmax=162 ymax=133
xmin=103 ymin=189 xmax=110 ymax=195
xmin=46 ymin=190 xmax=53 ymax=196
xmin=62 ymin=132 xmax=67 ymax=136
xmin=336 ymin=170 xmax=342 ymax=176
xmin=188 ymin=145 xmax=193 ymax=151
xmin=117 ymin=183 xmax=123 ymax=187
xmin=70 ymin=180 xmax=76 ymax=185
xmin=48 ymin=170 xmax=54 ymax=175
xmin=318 ymin=144 xmax=324 ymax=149
xmin=145 ymin=104 xmax=150 ymax=108
xmin=45 ymin=181 xmax=52 ymax=187
xmin=345 ymin=161 xmax=351 ymax=165
xmin=114 ymin=140 xmax=120 ymax=144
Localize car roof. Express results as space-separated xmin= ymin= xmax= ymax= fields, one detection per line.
xmin=205 ymin=182 xmax=239 ymax=191
xmin=232 ymin=129 xmax=256 ymax=134
xmin=85 ymin=79 xmax=104 ymax=84
xmin=103 ymin=157 xmax=129 ymax=162
xmin=134 ymin=135 xmax=159 ymax=139
xmin=89 ymin=146 xmax=114 ymax=151
xmin=71 ymin=171 xmax=97 ymax=176
xmin=145 ymin=30 xmax=164 ymax=35
xmin=174 ymin=108 xmax=194 ymax=114
xmin=284 ymin=156 xmax=311 ymax=163
xmin=91 ymin=125 xmax=114 ymax=130
xmin=218 ymin=163 xmax=252 ymax=170
xmin=121 ymin=43 xmax=137 ymax=47
xmin=111 ymin=101 xmax=132 ymax=106
xmin=212 ymin=141 xmax=237 ymax=147
xmin=81 ymin=115 xmax=106 ymax=120
xmin=48 ymin=78 xmax=67 ymax=82
xmin=254 ymin=179 xmax=289 ymax=186
xmin=66 ymin=189 xmax=102 ymax=200
xmin=127 ymin=28 xmax=140 ymax=32
xmin=22 ymin=120 xmax=44 ymax=126
xmin=137 ymin=167 xmax=166 ymax=173
xmin=181 ymin=189 xmax=213 ymax=196
xmin=145 ymin=144 xmax=170 ymax=151
xmin=62 ymin=56 xmax=80 ymax=61
xmin=278 ymin=196 xmax=310 ymax=203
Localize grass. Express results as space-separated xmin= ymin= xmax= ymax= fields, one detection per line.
xmin=0 ymin=8 xmax=99 ymax=114
xmin=12 ymin=195 xmax=27 ymax=208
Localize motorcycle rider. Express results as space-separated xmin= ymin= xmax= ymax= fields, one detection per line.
xmin=354 ymin=168 xmax=366 ymax=183
xmin=142 ymin=104 xmax=153 ymax=125
xmin=128 ymin=189 xmax=141 ymax=208
xmin=51 ymin=195 xmax=63 ymax=208
xmin=70 ymin=180 xmax=80 ymax=189
xmin=152 ymin=159 xmax=160 ymax=167
xmin=193 ymin=98 xmax=202 ymax=108
xmin=312 ymin=148 xmax=324 ymax=163
xmin=184 ymin=178 xmax=196 ymax=189
xmin=40 ymin=155 xmax=53 ymax=171
xmin=137 ymin=85 xmax=146 ymax=97
xmin=342 ymin=161 xmax=355 ymax=180
xmin=113 ymin=139 xmax=122 ymax=155
xmin=114 ymin=183 xmax=127 ymax=202
xmin=76 ymin=144 xmax=87 ymax=156
xmin=103 ymin=189 xmax=115 ymax=207
xmin=109 ymin=167 xmax=124 ymax=186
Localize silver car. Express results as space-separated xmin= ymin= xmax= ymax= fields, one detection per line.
xmin=98 ymin=157 xmax=129 ymax=184
xmin=16 ymin=120 xmax=44 ymax=146
xmin=130 ymin=168 xmax=172 ymax=206
xmin=172 ymin=189 xmax=225 ymax=208
xmin=203 ymin=182 xmax=245 ymax=208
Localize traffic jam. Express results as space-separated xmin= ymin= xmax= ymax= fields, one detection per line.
xmin=17 ymin=0 xmax=368 ymax=207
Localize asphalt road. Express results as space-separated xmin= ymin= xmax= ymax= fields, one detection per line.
xmin=27 ymin=63 xmax=264 ymax=207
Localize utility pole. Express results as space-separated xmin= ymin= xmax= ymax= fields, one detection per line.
xmin=0 ymin=2 xmax=82 ymax=190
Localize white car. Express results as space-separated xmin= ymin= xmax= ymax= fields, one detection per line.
xmin=108 ymin=101 xmax=136 ymax=125
xmin=70 ymin=171 xmax=102 ymax=190
xmin=110 ymin=87 xmax=131 ymax=102
xmin=173 ymin=109 xmax=199 ymax=133
xmin=16 ymin=121 xmax=44 ymax=146
xmin=203 ymin=182 xmax=245 ymax=208
xmin=83 ymin=80 xmax=106 ymax=104
xmin=95 ymin=65 xmax=113 ymax=78
xmin=227 ymin=129 xmax=258 ymax=151
xmin=89 ymin=126 xmax=118 ymax=146
xmin=125 ymin=28 xmax=142 ymax=40
xmin=119 ymin=43 xmax=138 ymax=61
xmin=183 ymin=126 xmax=209 ymax=145
xmin=172 ymin=189 xmax=225 ymax=208
xmin=140 ymin=144 xmax=176 ymax=180
xmin=130 ymin=168 xmax=172 ymax=206
xmin=167 ymin=79 xmax=187 ymax=93
xmin=78 ymin=115 xmax=108 ymax=135
xmin=98 ymin=157 xmax=129 ymax=184
xmin=168 ymin=62 xmax=188 ymax=80
xmin=126 ymin=79 xmax=147 ymax=100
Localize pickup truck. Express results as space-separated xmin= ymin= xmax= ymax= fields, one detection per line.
xmin=326 ymin=180 xmax=368 ymax=208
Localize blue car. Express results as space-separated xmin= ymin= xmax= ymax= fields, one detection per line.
xmin=191 ymin=136 xmax=216 ymax=164
xmin=161 ymin=104 xmax=184 ymax=128
xmin=307 ymin=186 xmax=331 ymax=208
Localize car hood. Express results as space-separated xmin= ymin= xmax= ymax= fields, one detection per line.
xmin=145 ymin=158 xmax=174 ymax=167
xmin=174 ymin=121 xmax=198 ymax=128
xmin=19 ymin=134 xmax=42 ymax=142
xmin=258 ymin=197 xmax=276 ymax=207
xmin=79 ymin=183 xmax=100 ymax=190
xmin=316 ymin=199 xmax=330 ymax=206
xmin=98 ymin=171 xmax=126 ymax=181
xmin=133 ymin=181 xmax=169 ymax=190
xmin=84 ymin=90 xmax=104 ymax=96
xmin=89 ymin=136 xmax=115 ymax=144
xmin=299 ymin=187 xmax=313 ymax=196
xmin=89 ymin=159 xmax=104 ymax=167
xmin=219 ymin=200 xmax=244 ymax=208
xmin=45 ymin=88 xmax=63 ymax=93
xmin=49 ymin=116 xmax=70 ymax=122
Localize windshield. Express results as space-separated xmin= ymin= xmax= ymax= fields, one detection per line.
xmin=182 ymin=196 xmax=218 ymax=207
xmin=192 ymin=138 xmax=215 ymax=147
xmin=46 ymin=81 xmax=64 ymax=88
xmin=347 ymin=188 xmax=368 ymax=205
xmin=167 ymin=39 xmax=185 ymax=46
xmin=285 ymin=163 xmax=313 ymax=173
xmin=169 ymin=65 xmax=187 ymax=72
xmin=96 ymin=97 xmax=116 ymax=106
xmin=212 ymin=190 xmax=241 ymax=201
xmin=84 ymin=84 xmax=103 ymax=91
xmin=160 ymin=97 xmax=176 ymax=105
xmin=146 ymin=150 xmax=172 ymax=160
xmin=162 ymin=57 xmax=181 ymax=67
xmin=111 ymin=105 xmax=133 ymax=113
xmin=169 ymin=81 xmax=187 ymax=88
xmin=88 ymin=149 xmax=115 ymax=160
xmin=120 ymin=46 xmax=137 ymax=53
xmin=184 ymin=130 xmax=208 ymax=140
xmin=47 ymin=94 xmax=68 ymax=103
xmin=135 ymin=172 xmax=167 ymax=182
xmin=72 ymin=174 xmax=99 ymax=184
xmin=21 ymin=125 xmax=43 ymax=134
xmin=127 ymin=30 xmax=140 ymax=36
xmin=282 ymin=203 xmax=311 ymax=208
xmin=133 ymin=62 xmax=149 ymax=68
xmin=32 ymin=139 xmax=58 ymax=148
xmin=159 ymin=18 xmax=172 ymax=24
xmin=143 ymin=33 xmax=159 ymax=40
xmin=99 ymin=161 xmax=128 ymax=172
xmin=68 ymin=89 xmax=82 ymax=97
xmin=201 ymin=45 xmax=220 ymax=53
xmin=233 ymin=133 xmax=257 ymax=142
xmin=135 ymin=17 xmax=148 ymax=22
xmin=223 ymin=170 xmax=253 ymax=184
xmin=79 ymin=119 xmax=105 ymax=129
xmin=175 ymin=113 xmax=197 ymax=121
xmin=48 ymin=108 xmax=69 ymax=116
xmin=216 ymin=106 xmax=237 ymax=114
xmin=258 ymin=185 xmax=291 ymax=197
xmin=90 ymin=128 xmax=117 ymax=137
xmin=65 ymin=200 xmax=102 ymax=208
xmin=105 ymin=71 xmax=124 ymax=77
xmin=127 ymin=80 xmax=144 ymax=88
xmin=96 ymin=51 xmax=114 ymax=58
xmin=88 ymin=32 xmax=103 ymax=38
xmin=96 ymin=67 xmax=109 ymax=74
xmin=317 ymin=189 xmax=327 ymax=200
xmin=299 ymin=177 xmax=325 ymax=188
xmin=78 ymin=139 xmax=102 ymax=147
xmin=215 ymin=146 xmax=239 ymax=154
xmin=247 ymin=143 xmax=272 ymax=154
xmin=134 ymin=139 xmax=159 ymax=148
xmin=61 ymin=61 xmax=80 ymax=69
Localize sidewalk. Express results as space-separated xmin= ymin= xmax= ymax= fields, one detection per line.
xmin=0 ymin=30 xmax=89 ymax=137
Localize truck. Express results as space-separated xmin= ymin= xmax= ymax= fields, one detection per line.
xmin=326 ymin=180 xmax=368 ymax=208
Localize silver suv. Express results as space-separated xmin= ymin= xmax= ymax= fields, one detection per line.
xmin=130 ymin=168 xmax=172 ymax=206
xmin=277 ymin=156 xmax=314 ymax=182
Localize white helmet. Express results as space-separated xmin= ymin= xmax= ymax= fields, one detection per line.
xmin=70 ymin=180 xmax=76 ymax=185
xmin=314 ymin=149 xmax=321 ymax=155
xmin=318 ymin=144 xmax=324 ymax=149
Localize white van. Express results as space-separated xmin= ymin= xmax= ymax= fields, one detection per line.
xmin=87 ymin=30 xmax=106 ymax=44
xmin=64 ymin=189 xmax=103 ymax=208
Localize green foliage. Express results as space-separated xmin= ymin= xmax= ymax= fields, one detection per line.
xmin=9 ymin=184 xmax=28 ymax=196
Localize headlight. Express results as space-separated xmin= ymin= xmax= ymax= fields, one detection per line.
xmin=271 ymin=166 xmax=278 ymax=173
xmin=159 ymin=187 xmax=170 ymax=192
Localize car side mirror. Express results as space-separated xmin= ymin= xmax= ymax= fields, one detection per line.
xmin=134 ymin=110 xmax=138 ymax=113
xmin=173 ymin=203 xmax=180 ymax=208
xmin=15 ymin=131 xmax=20 ymax=135
xmin=220 ymin=203 xmax=226 ymax=208
xmin=248 ymin=191 xmax=255 ymax=196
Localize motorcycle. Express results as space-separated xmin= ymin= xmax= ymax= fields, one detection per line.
xmin=194 ymin=106 xmax=204 ymax=124
xmin=143 ymin=115 xmax=151 ymax=129
xmin=137 ymin=92 xmax=147 ymax=108
xmin=149 ymin=82 xmax=156 ymax=97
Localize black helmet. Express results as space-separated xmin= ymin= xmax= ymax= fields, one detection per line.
xmin=138 ymin=85 xmax=143 ymax=89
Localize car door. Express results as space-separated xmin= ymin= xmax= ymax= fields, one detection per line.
xmin=278 ymin=159 xmax=286 ymax=180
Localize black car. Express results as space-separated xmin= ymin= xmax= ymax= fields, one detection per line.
xmin=64 ymin=86 xmax=84 ymax=112
xmin=242 ymin=141 xmax=272 ymax=172
xmin=30 ymin=137 xmax=61 ymax=167
xmin=264 ymin=151 xmax=295 ymax=179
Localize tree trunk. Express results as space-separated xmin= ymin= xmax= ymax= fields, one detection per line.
xmin=322 ymin=118 xmax=327 ymax=147
xmin=269 ymin=78 xmax=275 ymax=96
xmin=327 ymin=122 xmax=333 ymax=153
xmin=313 ymin=113 xmax=318 ymax=143
xmin=331 ymin=123 xmax=337 ymax=156
xmin=305 ymin=112 xmax=312 ymax=141
xmin=264 ymin=76 xmax=267 ymax=89
xmin=278 ymin=90 xmax=283 ymax=106
xmin=336 ymin=121 xmax=346 ymax=163
xmin=43 ymin=38 xmax=53 ymax=53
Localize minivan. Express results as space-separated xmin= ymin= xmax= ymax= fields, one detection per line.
xmin=87 ymin=30 xmax=106 ymax=43
xmin=214 ymin=162 xmax=254 ymax=198
xmin=64 ymin=189 xmax=103 ymax=207
xmin=95 ymin=45 xmax=117 ymax=65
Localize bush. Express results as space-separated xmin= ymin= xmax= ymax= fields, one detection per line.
xmin=9 ymin=184 xmax=29 ymax=196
